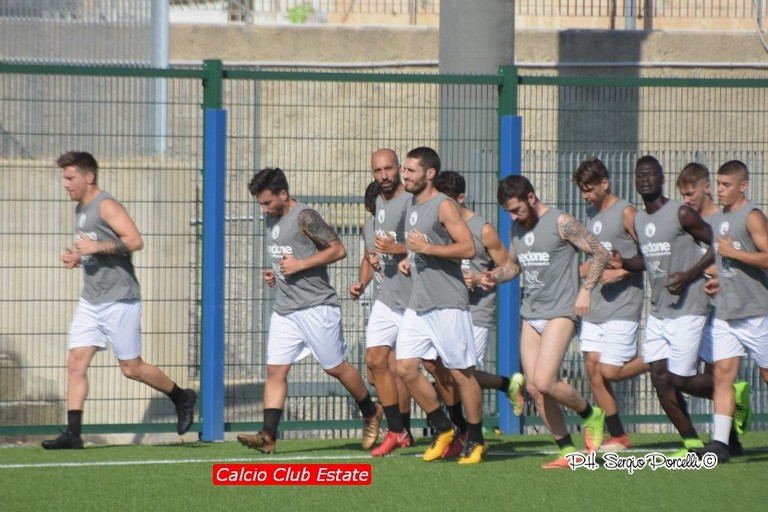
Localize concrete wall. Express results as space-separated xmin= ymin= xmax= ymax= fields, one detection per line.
xmin=170 ymin=24 xmax=768 ymax=74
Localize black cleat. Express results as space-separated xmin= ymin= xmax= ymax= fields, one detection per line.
xmin=175 ymin=389 xmax=197 ymax=435
xmin=42 ymin=431 xmax=84 ymax=450
xmin=693 ymin=440 xmax=731 ymax=463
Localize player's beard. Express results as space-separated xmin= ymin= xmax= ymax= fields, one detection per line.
xmin=517 ymin=200 xmax=539 ymax=230
xmin=405 ymin=175 xmax=427 ymax=196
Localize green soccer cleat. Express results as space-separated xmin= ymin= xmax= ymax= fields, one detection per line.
xmin=669 ymin=438 xmax=704 ymax=458
xmin=733 ymin=381 xmax=752 ymax=435
xmin=506 ymin=372 xmax=525 ymax=417
xmin=583 ymin=406 xmax=605 ymax=453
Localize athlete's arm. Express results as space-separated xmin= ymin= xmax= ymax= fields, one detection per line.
xmin=557 ymin=213 xmax=609 ymax=292
xmin=601 ymin=205 xmax=640 ymax=284
xmin=558 ymin=213 xmax=610 ymax=317
xmin=463 ymin=223 xmax=511 ymax=288
xmin=374 ymin=233 xmax=407 ymax=256
xmin=666 ymin=205 xmax=714 ymax=295
xmin=717 ymin=209 xmax=768 ymax=269
xmin=481 ymin=240 xmax=520 ymax=289
xmin=406 ymin=199 xmax=474 ymax=260
xmin=74 ymin=198 xmax=143 ymax=255
xmin=278 ymin=209 xmax=346 ymax=276
xmin=349 ymin=252 xmax=374 ymax=300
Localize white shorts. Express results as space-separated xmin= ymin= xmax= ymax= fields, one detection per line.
xmin=644 ymin=314 xmax=706 ymax=377
xmin=267 ymin=305 xmax=347 ymax=370
xmin=712 ymin=316 xmax=768 ymax=368
xmin=699 ymin=310 xmax=715 ymax=365
xmin=473 ymin=325 xmax=490 ymax=367
xmin=366 ymin=300 xmax=405 ymax=349
xmin=69 ymin=298 xmax=142 ymax=361
xmin=580 ymin=320 xmax=640 ymax=366
xmin=396 ymin=308 xmax=477 ymax=370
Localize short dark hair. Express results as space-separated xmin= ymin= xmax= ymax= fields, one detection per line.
xmin=572 ymin=157 xmax=609 ymax=188
xmin=635 ymin=155 xmax=663 ymax=174
xmin=249 ymin=167 xmax=289 ymax=196
xmin=718 ymin=160 xmax=749 ymax=181
xmin=677 ymin=162 xmax=710 ymax=188
xmin=364 ymin=180 xmax=379 ymax=216
xmin=56 ymin=151 xmax=99 ymax=181
xmin=498 ymin=175 xmax=535 ymax=204
xmin=433 ymin=170 xmax=464 ymax=201
xmin=406 ymin=147 xmax=441 ymax=176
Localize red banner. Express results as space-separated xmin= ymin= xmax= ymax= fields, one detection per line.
xmin=212 ymin=463 xmax=372 ymax=486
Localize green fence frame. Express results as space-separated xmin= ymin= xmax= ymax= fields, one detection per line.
xmin=1 ymin=61 xmax=767 ymax=439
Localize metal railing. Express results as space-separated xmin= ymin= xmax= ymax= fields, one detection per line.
xmin=1 ymin=60 xmax=767 ymax=439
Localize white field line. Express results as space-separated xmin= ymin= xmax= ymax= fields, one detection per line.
xmin=5 ymin=446 xmax=763 ymax=470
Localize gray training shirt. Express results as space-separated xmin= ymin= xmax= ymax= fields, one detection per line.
xmin=511 ymin=207 xmax=579 ymax=320
xmin=465 ymin=214 xmax=496 ymax=329
xmin=634 ymin=199 xmax=709 ymax=318
xmin=266 ymin=202 xmax=339 ymax=314
xmin=709 ymin=202 xmax=768 ymax=320
xmin=75 ymin=191 xmax=140 ymax=304
xmin=405 ymin=193 xmax=469 ymax=313
xmin=584 ymin=198 xmax=643 ymax=323
xmin=374 ymin=191 xmax=413 ymax=309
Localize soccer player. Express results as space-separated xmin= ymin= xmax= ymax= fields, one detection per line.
xmin=677 ymin=162 xmax=746 ymax=455
xmin=349 ymin=149 xmax=416 ymax=456
xmin=572 ymin=157 xmax=647 ymax=451
xmin=611 ymin=156 xmax=715 ymax=457
xmin=43 ymin=151 xmax=197 ymax=449
xmin=677 ymin=162 xmax=720 ymax=370
xmin=431 ymin=170 xmax=525 ymax=458
xmin=693 ymin=160 xmax=768 ymax=462
xmin=237 ymin=167 xmax=381 ymax=454
xmin=395 ymin=147 xmax=486 ymax=464
xmin=479 ymin=175 xmax=610 ymax=469
xmin=350 ymin=180 xmax=383 ymax=304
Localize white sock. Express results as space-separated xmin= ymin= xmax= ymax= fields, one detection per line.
xmin=713 ymin=414 xmax=732 ymax=445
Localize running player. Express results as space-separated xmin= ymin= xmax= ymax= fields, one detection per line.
xmin=479 ymin=174 xmax=610 ymax=469
xmin=572 ymin=157 xmax=647 ymax=451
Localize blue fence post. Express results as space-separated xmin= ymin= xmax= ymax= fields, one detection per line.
xmin=497 ymin=114 xmax=522 ymax=434
xmin=201 ymin=107 xmax=227 ymax=442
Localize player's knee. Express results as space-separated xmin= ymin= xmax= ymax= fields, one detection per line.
xmin=529 ymin=376 xmax=554 ymax=397
xmin=669 ymin=373 xmax=688 ymax=390
xmin=119 ymin=362 xmax=141 ymax=380
xmin=525 ymin=382 xmax=543 ymax=403
xmin=396 ymin=360 xmax=418 ymax=383
xmin=66 ymin=360 xmax=88 ymax=379
xmin=365 ymin=351 xmax=388 ymax=372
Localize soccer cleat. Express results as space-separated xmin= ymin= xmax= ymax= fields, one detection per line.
xmin=361 ymin=403 xmax=384 ymax=450
xmin=692 ymin=440 xmax=731 ymax=463
xmin=728 ymin=430 xmax=743 ymax=457
xmin=582 ymin=406 xmax=605 ymax=453
xmin=542 ymin=456 xmax=571 ymax=469
xmin=506 ymin=372 xmax=525 ymax=417
xmin=175 ymin=389 xmax=197 ymax=435
xmin=728 ymin=439 xmax=743 ymax=457
xmin=423 ymin=427 xmax=457 ymax=462
xmin=237 ymin=431 xmax=276 ymax=454
xmin=371 ymin=430 xmax=410 ymax=457
xmin=457 ymin=440 xmax=487 ymax=464
xmin=669 ymin=438 xmax=704 ymax=458
xmin=441 ymin=431 xmax=468 ymax=458
xmin=41 ymin=431 xmax=84 ymax=450
xmin=733 ymin=381 xmax=752 ymax=435
xmin=601 ymin=434 xmax=630 ymax=451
